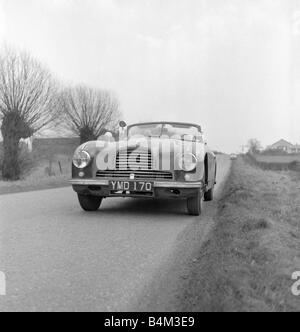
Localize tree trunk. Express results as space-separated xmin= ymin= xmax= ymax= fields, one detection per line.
xmin=1 ymin=112 xmax=33 ymax=181
xmin=1 ymin=130 xmax=21 ymax=180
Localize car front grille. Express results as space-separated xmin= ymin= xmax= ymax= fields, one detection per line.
xmin=96 ymin=149 xmax=173 ymax=180
xmin=96 ymin=170 xmax=173 ymax=180
xmin=116 ymin=149 xmax=153 ymax=170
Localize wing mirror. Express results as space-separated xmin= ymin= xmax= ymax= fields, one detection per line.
xmin=119 ymin=121 xmax=127 ymax=140
xmin=119 ymin=121 xmax=127 ymax=128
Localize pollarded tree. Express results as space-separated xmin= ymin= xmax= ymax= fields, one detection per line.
xmin=0 ymin=48 xmax=58 ymax=180
xmin=60 ymin=86 xmax=121 ymax=144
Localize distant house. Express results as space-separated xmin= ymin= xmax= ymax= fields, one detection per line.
xmin=266 ymin=139 xmax=300 ymax=154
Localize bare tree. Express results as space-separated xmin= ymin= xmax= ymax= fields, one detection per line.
xmin=60 ymin=86 xmax=121 ymax=144
xmin=247 ymin=138 xmax=262 ymax=154
xmin=0 ymin=47 xmax=58 ymax=180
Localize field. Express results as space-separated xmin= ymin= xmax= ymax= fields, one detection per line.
xmin=180 ymin=156 xmax=300 ymax=311
xmin=251 ymin=154 xmax=300 ymax=171
xmin=0 ymin=138 xmax=79 ymax=195
xmin=254 ymin=154 xmax=300 ymax=164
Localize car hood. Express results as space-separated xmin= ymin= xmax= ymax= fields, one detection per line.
xmin=79 ymin=137 xmax=205 ymax=159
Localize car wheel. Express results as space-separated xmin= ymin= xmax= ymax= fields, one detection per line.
xmin=187 ymin=190 xmax=203 ymax=216
xmin=204 ymin=186 xmax=214 ymax=202
xmin=77 ymin=194 xmax=103 ymax=212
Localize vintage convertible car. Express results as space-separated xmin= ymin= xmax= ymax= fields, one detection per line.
xmin=70 ymin=121 xmax=217 ymax=216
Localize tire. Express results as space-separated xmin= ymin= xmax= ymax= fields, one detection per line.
xmin=204 ymin=186 xmax=214 ymax=202
xmin=204 ymin=164 xmax=217 ymax=202
xmin=187 ymin=190 xmax=203 ymax=216
xmin=77 ymin=194 xmax=103 ymax=212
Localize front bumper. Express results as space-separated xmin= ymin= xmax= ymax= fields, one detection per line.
xmin=70 ymin=179 xmax=203 ymax=199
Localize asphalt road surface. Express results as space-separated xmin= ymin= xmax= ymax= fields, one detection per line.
xmin=0 ymin=156 xmax=231 ymax=312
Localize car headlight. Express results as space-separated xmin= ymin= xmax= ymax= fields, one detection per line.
xmin=178 ymin=153 xmax=197 ymax=172
xmin=73 ymin=150 xmax=91 ymax=169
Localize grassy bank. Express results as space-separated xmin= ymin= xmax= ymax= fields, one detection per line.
xmin=183 ymin=157 xmax=300 ymax=312
xmin=0 ymin=138 xmax=79 ymax=195
xmin=250 ymin=154 xmax=300 ymax=171
xmin=0 ymin=163 xmax=71 ymax=195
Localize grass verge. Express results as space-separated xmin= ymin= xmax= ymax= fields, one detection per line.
xmin=182 ymin=157 xmax=300 ymax=312
xmin=0 ymin=154 xmax=72 ymax=195
xmin=0 ymin=138 xmax=78 ymax=195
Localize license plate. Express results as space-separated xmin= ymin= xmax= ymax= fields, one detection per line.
xmin=109 ymin=181 xmax=153 ymax=193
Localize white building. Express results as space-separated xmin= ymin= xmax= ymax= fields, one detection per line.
xmin=19 ymin=136 xmax=34 ymax=153
xmin=267 ymin=139 xmax=300 ymax=154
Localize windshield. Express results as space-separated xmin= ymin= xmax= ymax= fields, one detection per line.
xmin=128 ymin=123 xmax=201 ymax=140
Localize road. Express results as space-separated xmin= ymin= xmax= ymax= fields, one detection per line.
xmin=0 ymin=156 xmax=231 ymax=312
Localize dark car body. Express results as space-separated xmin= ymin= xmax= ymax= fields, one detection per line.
xmin=70 ymin=122 xmax=217 ymax=215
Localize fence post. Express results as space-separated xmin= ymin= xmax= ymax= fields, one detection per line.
xmin=58 ymin=161 xmax=63 ymax=175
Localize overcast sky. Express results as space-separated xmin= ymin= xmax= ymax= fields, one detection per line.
xmin=0 ymin=0 xmax=299 ymax=152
